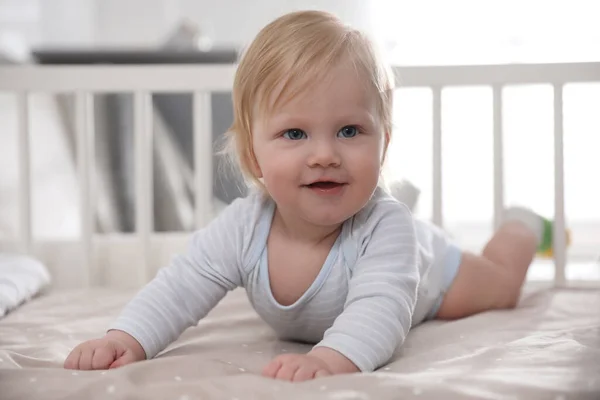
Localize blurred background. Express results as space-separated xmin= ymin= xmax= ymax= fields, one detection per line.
xmin=0 ymin=0 xmax=598 ymax=273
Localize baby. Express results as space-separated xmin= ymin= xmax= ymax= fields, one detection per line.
xmin=64 ymin=10 xmax=560 ymax=381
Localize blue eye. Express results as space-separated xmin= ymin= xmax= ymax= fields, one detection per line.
xmin=338 ymin=126 xmax=358 ymax=138
xmin=283 ymin=129 xmax=307 ymax=140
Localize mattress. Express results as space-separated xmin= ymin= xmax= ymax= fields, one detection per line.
xmin=1 ymin=284 xmax=599 ymax=400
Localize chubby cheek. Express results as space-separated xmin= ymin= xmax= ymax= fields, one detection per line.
xmin=347 ymin=147 xmax=382 ymax=186
xmin=262 ymin=167 xmax=288 ymax=194
xmin=256 ymin=151 xmax=299 ymax=198
xmin=359 ymin=161 xmax=382 ymax=190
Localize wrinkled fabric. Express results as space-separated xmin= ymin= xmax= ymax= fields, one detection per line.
xmin=0 ymin=285 xmax=598 ymax=400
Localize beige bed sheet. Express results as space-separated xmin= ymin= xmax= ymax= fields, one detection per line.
xmin=0 ymin=285 xmax=598 ymax=400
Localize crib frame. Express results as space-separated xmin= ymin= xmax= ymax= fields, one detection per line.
xmin=0 ymin=62 xmax=599 ymax=289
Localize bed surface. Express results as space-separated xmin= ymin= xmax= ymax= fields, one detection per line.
xmin=1 ymin=285 xmax=599 ymax=400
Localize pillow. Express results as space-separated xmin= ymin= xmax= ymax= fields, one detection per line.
xmin=0 ymin=253 xmax=51 ymax=318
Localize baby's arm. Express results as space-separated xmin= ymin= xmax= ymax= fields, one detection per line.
xmin=312 ymin=199 xmax=420 ymax=373
xmin=64 ymin=197 xmax=249 ymax=369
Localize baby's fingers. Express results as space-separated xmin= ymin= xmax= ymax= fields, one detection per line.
xmin=78 ymin=348 xmax=95 ymax=370
xmin=262 ymin=358 xmax=282 ymax=378
xmin=292 ymin=366 xmax=317 ymax=382
xmin=92 ymin=346 xmax=117 ymax=370
xmin=275 ymin=362 xmax=299 ymax=381
xmin=109 ymin=350 xmax=138 ymax=369
xmin=64 ymin=347 xmax=82 ymax=370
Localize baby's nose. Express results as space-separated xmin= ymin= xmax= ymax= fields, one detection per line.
xmin=307 ymin=141 xmax=341 ymax=167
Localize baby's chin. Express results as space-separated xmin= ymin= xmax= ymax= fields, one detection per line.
xmin=300 ymin=207 xmax=360 ymax=228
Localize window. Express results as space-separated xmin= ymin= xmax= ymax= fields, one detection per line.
xmin=374 ymin=0 xmax=600 ymax=274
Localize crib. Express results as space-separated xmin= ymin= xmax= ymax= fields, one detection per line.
xmin=0 ymin=62 xmax=599 ymax=400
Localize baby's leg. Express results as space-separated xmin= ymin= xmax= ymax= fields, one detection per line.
xmin=435 ymin=207 xmax=553 ymax=320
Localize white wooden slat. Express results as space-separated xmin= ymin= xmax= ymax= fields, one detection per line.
xmin=75 ymin=91 xmax=95 ymax=286
xmin=432 ymin=87 xmax=443 ymax=227
xmin=134 ymin=91 xmax=154 ymax=284
xmin=193 ymin=92 xmax=214 ymax=228
xmin=17 ymin=92 xmax=32 ymax=253
xmin=392 ymin=63 xmax=600 ymax=87
xmin=553 ymin=84 xmax=567 ymax=287
xmin=493 ymin=86 xmax=505 ymax=229
xmin=3 ymin=63 xmax=600 ymax=92
xmin=0 ymin=65 xmax=236 ymax=92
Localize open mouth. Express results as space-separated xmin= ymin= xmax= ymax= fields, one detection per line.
xmin=305 ymin=181 xmax=346 ymax=189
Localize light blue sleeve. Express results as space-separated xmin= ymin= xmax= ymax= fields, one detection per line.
xmin=314 ymin=197 xmax=420 ymax=372
xmin=108 ymin=196 xmax=252 ymax=359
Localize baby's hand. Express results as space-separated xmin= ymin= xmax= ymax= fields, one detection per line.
xmin=64 ymin=330 xmax=146 ymax=370
xmin=262 ymin=353 xmax=332 ymax=382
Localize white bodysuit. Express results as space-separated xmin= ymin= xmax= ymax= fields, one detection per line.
xmin=109 ymin=187 xmax=460 ymax=372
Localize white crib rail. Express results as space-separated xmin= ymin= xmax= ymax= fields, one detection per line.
xmin=193 ymin=91 xmax=214 ymax=229
xmin=75 ymin=91 xmax=94 ymax=286
xmin=492 ymin=85 xmax=504 ymax=232
xmin=133 ymin=91 xmax=153 ymax=285
xmin=1 ymin=62 xmax=599 ymax=289
xmin=17 ymin=92 xmax=32 ymax=255
xmin=553 ymin=84 xmax=567 ymax=287
xmin=431 ymin=87 xmax=443 ymax=228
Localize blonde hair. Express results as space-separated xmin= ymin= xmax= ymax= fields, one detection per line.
xmin=224 ymin=10 xmax=395 ymax=190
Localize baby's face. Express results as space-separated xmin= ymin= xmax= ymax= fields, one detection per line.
xmin=251 ymin=63 xmax=386 ymax=228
